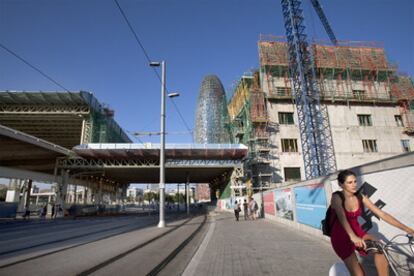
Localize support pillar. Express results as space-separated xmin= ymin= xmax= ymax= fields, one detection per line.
xmin=186 ymin=173 xmax=190 ymax=216
xmin=176 ymin=183 xmax=179 ymax=211
xmin=55 ymin=170 xmax=68 ymax=218
xmin=98 ymin=180 xmax=103 ymax=204
xmin=74 ymin=185 xmax=77 ymax=204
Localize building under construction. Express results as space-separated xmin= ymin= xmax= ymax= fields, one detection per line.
xmin=0 ymin=91 xmax=131 ymax=150
xmin=227 ymin=35 xmax=414 ymax=195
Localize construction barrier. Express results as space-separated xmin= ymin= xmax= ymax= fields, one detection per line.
xmin=217 ymin=152 xmax=414 ymax=241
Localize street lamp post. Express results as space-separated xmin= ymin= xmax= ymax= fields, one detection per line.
xmin=149 ymin=60 xmax=179 ymax=228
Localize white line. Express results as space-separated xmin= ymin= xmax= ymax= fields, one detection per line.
xmin=182 ymin=212 xmax=216 ymax=276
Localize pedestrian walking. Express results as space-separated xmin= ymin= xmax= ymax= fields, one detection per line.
xmin=234 ymin=200 xmax=241 ymax=221
xmin=243 ymin=199 xmax=248 ymax=220
xmin=248 ymin=197 xmax=258 ymax=220
xmin=51 ymin=204 xmax=55 ymax=218
xmin=41 ymin=205 xmax=47 ymax=219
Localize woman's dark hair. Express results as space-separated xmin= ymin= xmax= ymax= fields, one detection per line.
xmin=337 ymin=170 xmax=356 ymax=185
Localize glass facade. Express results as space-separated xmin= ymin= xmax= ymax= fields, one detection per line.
xmin=194 ymin=75 xmax=231 ymax=143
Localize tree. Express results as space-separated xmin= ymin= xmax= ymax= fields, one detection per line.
xmin=0 ymin=188 xmax=6 ymax=202
xmin=165 ymin=194 xmax=174 ymax=204
xmin=174 ymin=193 xmax=185 ymax=204
xmin=144 ymin=191 xmax=158 ymax=203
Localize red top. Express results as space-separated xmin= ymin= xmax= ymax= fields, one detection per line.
xmin=330 ymin=195 xmax=367 ymax=260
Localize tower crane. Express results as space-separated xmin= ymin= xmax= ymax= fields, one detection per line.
xmin=280 ymin=0 xmax=337 ymax=179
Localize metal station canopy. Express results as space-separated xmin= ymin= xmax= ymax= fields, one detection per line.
xmin=0 ymin=91 xmax=131 ymax=149
xmin=63 ymin=143 xmax=248 ymax=184
xmin=0 ymin=124 xmax=73 ymax=181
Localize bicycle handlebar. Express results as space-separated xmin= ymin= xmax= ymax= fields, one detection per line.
xmin=364 ymin=234 xmax=414 ymax=253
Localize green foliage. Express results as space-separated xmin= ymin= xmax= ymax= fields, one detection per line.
xmin=165 ymin=194 xmax=175 ymax=204
xmin=0 ymin=188 xmax=6 ymax=202
xmin=174 ymin=193 xmax=185 ymax=203
xmin=143 ymin=192 xmax=159 ymax=202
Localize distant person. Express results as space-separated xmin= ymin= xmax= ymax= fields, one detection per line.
xmin=234 ymin=200 xmax=241 ymax=221
xmin=51 ymin=204 xmax=55 ymax=218
xmin=243 ymin=199 xmax=249 ymax=220
xmin=22 ymin=207 xmax=30 ymax=220
xmin=248 ymin=197 xmax=258 ymax=220
xmin=41 ymin=205 xmax=47 ymax=219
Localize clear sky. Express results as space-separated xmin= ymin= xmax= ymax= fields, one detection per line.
xmin=1 ymin=0 xmax=413 ymax=145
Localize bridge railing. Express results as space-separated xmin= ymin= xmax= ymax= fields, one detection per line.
xmin=75 ymin=143 xmax=248 ymax=150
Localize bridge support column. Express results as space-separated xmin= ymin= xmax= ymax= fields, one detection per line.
xmin=73 ymin=185 xmax=77 ymax=204
xmin=186 ymin=174 xmax=190 ymax=216
xmin=7 ymin=179 xmax=21 ymax=203
xmin=55 ymin=170 xmax=68 ymax=218
xmin=16 ymin=180 xmax=26 ymax=212
xmin=17 ymin=179 xmax=32 ymax=215
xmin=98 ymin=179 xmax=103 ymax=205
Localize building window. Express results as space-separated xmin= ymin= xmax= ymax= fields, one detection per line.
xmin=353 ymin=90 xmax=366 ymax=100
xmin=395 ymin=115 xmax=404 ymax=127
xmin=278 ymin=112 xmax=294 ymax=125
xmin=276 ymin=87 xmax=292 ymax=96
xmin=358 ymin=114 xmax=372 ymax=126
xmin=284 ymin=167 xmax=301 ymax=181
xmin=401 ymin=140 xmax=411 ymax=152
xmin=281 ymin=139 xmax=298 ymax=152
xmin=362 ymin=139 xmax=378 ymax=152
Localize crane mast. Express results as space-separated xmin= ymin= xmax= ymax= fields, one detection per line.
xmin=280 ymin=0 xmax=336 ymax=179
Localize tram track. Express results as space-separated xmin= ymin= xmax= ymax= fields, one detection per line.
xmin=0 ymin=213 xmax=189 ymax=269
xmin=146 ymin=214 xmax=207 ymax=276
xmin=0 ymin=216 xmax=156 ymax=257
xmin=80 ymin=213 xmax=207 ymax=276
xmin=0 ymin=210 xmax=208 ymax=276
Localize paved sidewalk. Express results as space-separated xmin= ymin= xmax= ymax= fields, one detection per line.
xmin=185 ymin=210 xmax=340 ymax=276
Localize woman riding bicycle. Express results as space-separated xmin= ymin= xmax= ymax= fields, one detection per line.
xmin=330 ymin=170 xmax=414 ymax=276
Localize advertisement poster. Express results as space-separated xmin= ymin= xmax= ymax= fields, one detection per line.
xmin=294 ymin=183 xmax=327 ymax=229
xmin=263 ymin=191 xmax=275 ymax=216
xmin=274 ymin=189 xmax=293 ymax=220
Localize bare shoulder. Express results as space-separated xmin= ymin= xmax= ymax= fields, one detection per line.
xmin=331 ymin=192 xmax=344 ymax=207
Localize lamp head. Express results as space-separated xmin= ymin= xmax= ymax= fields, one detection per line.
xmin=167 ymin=92 xmax=180 ymax=98
xmin=149 ymin=61 xmax=161 ymax=67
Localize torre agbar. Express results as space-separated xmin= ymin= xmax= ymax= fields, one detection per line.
xmin=194 ymin=75 xmax=231 ymax=144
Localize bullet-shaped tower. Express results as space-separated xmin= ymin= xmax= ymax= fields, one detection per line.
xmin=194 ymin=75 xmax=231 ymax=144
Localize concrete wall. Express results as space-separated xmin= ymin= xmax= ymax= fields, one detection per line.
xmin=328 ymin=104 xmax=413 ymax=169
xmin=266 ymin=94 xmax=414 ymax=182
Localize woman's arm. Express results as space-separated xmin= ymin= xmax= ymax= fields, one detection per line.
xmin=332 ymin=194 xmax=366 ymax=249
xmin=362 ymin=195 xmax=414 ymax=235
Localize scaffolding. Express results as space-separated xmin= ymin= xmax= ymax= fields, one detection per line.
xmin=258 ymin=35 xmax=414 ymax=135
xmin=228 ymin=72 xmax=272 ymax=191
xmin=0 ymin=91 xmax=131 ymax=149
xmin=390 ymin=76 xmax=414 ymax=133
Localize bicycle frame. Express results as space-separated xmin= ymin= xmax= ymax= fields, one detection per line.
xmin=366 ymin=234 xmax=414 ymax=276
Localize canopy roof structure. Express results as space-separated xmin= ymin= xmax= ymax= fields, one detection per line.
xmin=64 ymin=143 xmax=248 ymax=184
xmin=0 ymin=91 xmax=131 ymax=149
xmin=0 ymin=124 xmax=73 ymax=175
xmin=0 ymin=128 xmax=247 ymax=185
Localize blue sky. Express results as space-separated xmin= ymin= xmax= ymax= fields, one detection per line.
xmin=1 ymin=0 xmax=413 ymax=145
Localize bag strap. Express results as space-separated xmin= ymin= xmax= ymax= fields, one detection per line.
xmin=330 ymin=191 xmax=345 ymax=228
xmin=331 ymin=191 xmax=364 ymax=228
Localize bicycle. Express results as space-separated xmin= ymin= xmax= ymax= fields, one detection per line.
xmin=329 ymin=234 xmax=414 ymax=276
